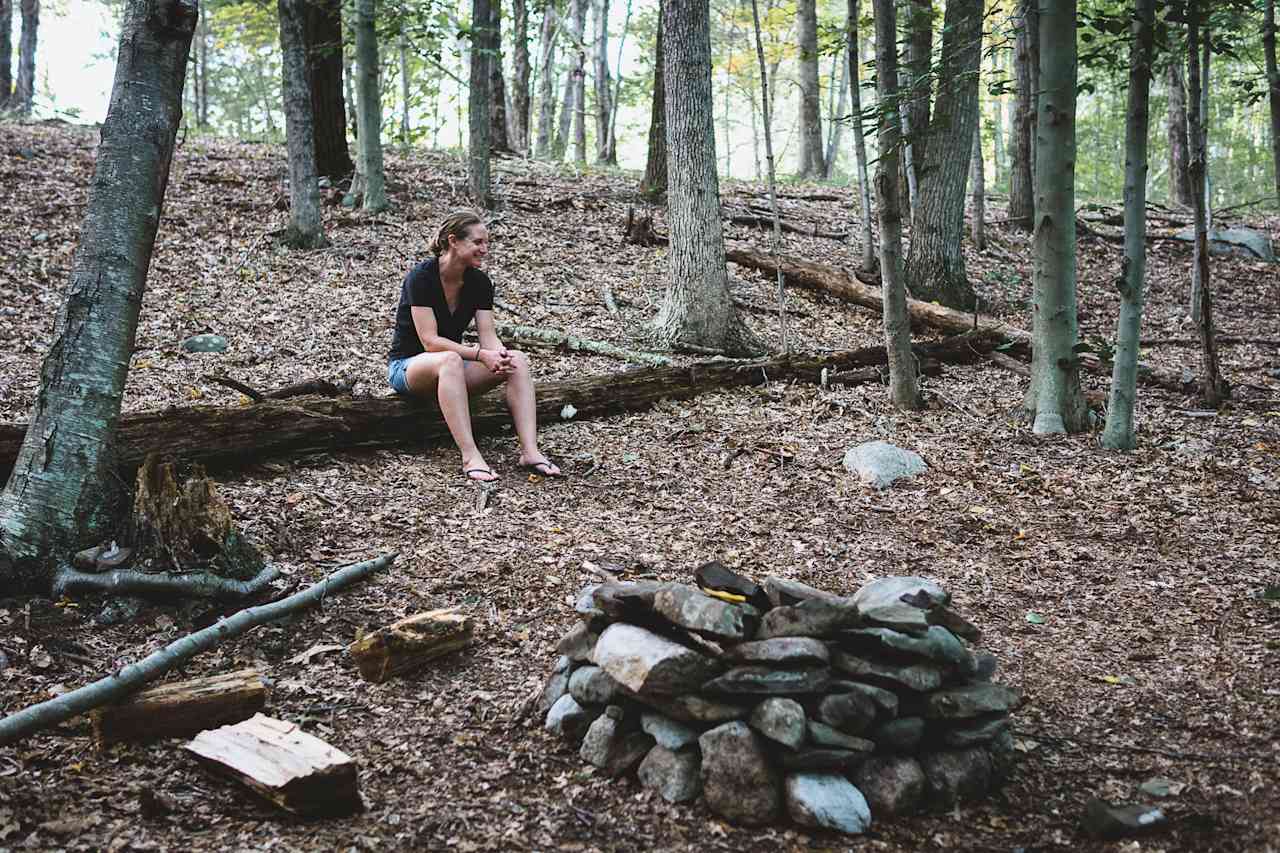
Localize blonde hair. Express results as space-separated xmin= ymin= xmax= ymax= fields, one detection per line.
xmin=430 ymin=209 xmax=485 ymax=256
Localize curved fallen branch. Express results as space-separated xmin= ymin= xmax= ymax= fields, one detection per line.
xmin=497 ymin=324 xmax=673 ymax=367
xmin=51 ymin=562 xmax=282 ymax=602
xmin=0 ymin=553 xmax=395 ymax=748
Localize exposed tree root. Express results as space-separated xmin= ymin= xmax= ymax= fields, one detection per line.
xmin=51 ymin=562 xmax=282 ymax=602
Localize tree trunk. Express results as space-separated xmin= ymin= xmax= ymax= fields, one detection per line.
xmin=470 ymin=0 xmax=493 ymax=207
xmin=847 ymin=0 xmax=876 ymax=273
xmin=1189 ymin=30 xmax=1212 ymax=323
xmin=1024 ymin=0 xmax=1086 ymax=434
xmin=823 ymin=45 xmax=849 ymax=179
xmin=1008 ymin=0 xmax=1036 ymax=231
xmin=903 ymin=0 xmax=980 ymax=310
xmin=1185 ymin=6 xmax=1221 ymax=407
xmin=1165 ymin=60 xmax=1194 ymax=207
xmin=197 ymin=10 xmax=210 ymax=127
xmin=0 ymin=0 xmax=12 ymax=110
xmin=750 ymin=0 xmax=789 ymax=352
xmin=592 ymin=0 xmax=615 ymax=163
xmin=653 ymin=0 xmax=762 ymax=356
xmin=0 ymin=0 xmax=196 ymax=591
xmin=870 ymin=0 xmax=918 ymax=409
xmin=606 ymin=0 xmax=632 ymax=162
xmin=1268 ymin=0 xmax=1280 ymax=203
xmin=795 ymin=0 xmax=825 ymax=177
xmin=534 ymin=1 xmax=559 ymax=157
xmin=555 ymin=0 xmax=586 ymax=161
xmin=489 ymin=0 xmax=513 ymax=152
xmin=970 ymin=121 xmax=985 ymax=251
xmin=902 ymin=0 xmax=932 ymax=199
xmin=303 ymin=0 xmax=353 ymax=180
xmin=511 ymin=0 xmax=531 ymax=152
xmin=638 ymin=0 xmax=666 ymax=199
xmin=278 ymin=0 xmax=328 ymax=249
xmin=353 ymin=0 xmax=387 ymax=212
xmin=1102 ymin=0 xmax=1154 ymax=451
xmin=398 ymin=26 xmax=410 ymax=147
xmin=13 ymin=0 xmax=37 ymax=116
xmin=572 ymin=0 xmax=587 ymax=164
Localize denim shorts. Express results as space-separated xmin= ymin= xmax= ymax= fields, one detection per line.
xmin=388 ymin=357 xmax=411 ymax=395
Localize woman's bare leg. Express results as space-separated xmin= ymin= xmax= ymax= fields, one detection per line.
xmin=405 ymin=352 xmax=502 ymax=480
xmin=502 ymin=351 xmax=560 ymax=474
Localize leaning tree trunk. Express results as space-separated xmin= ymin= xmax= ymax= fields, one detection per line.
xmin=470 ymin=0 xmax=493 ymax=207
xmin=488 ymin=0 xmax=513 ymax=152
xmin=13 ymin=0 xmax=37 ymax=116
xmin=638 ymin=0 xmax=666 ymax=200
xmin=303 ymin=0 xmax=353 ymax=180
xmin=1102 ymin=0 xmax=1155 ymax=451
xmin=795 ymin=0 xmax=825 ymax=178
xmin=1008 ymin=0 xmax=1036 ymax=231
xmin=511 ymin=0 xmax=531 ymax=151
xmin=1186 ymin=6 xmax=1221 ymax=407
xmin=1024 ymin=0 xmax=1086 ymax=434
xmin=278 ymin=0 xmax=328 ymax=249
xmin=354 ymin=0 xmax=387 ymax=212
xmin=653 ymin=0 xmax=762 ymax=356
xmin=903 ymin=0 xmax=980 ymax=310
xmin=534 ymin=0 xmax=559 ymax=157
xmin=1268 ymin=0 xmax=1280 ymax=203
xmin=1166 ymin=59 xmax=1194 ymax=208
xmin=870 ymin=0 xmax=918 ymax=409
xmin=0 ymin=0 xmax=13 ymax=110
xmin=847 ymin=0 xmax=876 ymax=273
xmin=592 ymin=0 xmax=615 ymax=164
xmin=0 ymin=0 xmax=196 ymax=592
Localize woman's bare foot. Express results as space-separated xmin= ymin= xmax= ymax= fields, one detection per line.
xmin=518 ymin=454 xmax=564 ymax=477
xmin=463 ymin=456 xmax=499 ymax=482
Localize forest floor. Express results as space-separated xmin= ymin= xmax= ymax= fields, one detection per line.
xmin=1 ymin=120 xmax=1278 ymax=853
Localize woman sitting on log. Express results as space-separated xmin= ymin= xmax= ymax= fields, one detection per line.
xmin=387 ymin=209 xmax=563 ymax=482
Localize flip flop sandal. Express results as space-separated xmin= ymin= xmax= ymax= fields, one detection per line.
xmin=464 ymin=467 xmax=499 ymax=482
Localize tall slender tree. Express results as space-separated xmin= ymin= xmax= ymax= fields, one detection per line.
xmin=796 ymin=0 xmax=825 ymax=177
xmin=278 ymin=0 xmax=328 ymax=249
xmin=901 ymin=0 xmax=933 ymax=205
xmin=638 ymin=0 xmax=666 ymax=199
xmin=1024 ymin=0 xmax=1086 ymax=434
xmin=511 ymin=0 xmax=531 ymax=151
xmin=1102 ymin=0 xmax=1155 ymax=451
xmin=653 ymin=0 xmax=761 ymax=356
xmin=13 ymin=0 xmax=37 ymax=116
xmin=1268 ymin=0 xmax=1280 ymax=201
xmin=0 ymin=0 xmax=11 ymax=110
xmin=554 ymin=0 xmax=586 ymax=160
xmin=823 ymin=45 xmax=849 ymax=179
xmin=534 ymin=0 xmax=560 ymax=157
xmin=591 ymin=0 xmax=615 ymax=164
xmin=1008 ymin=0 xmax=1036 ymax=231
xmin=970 ymin=123 xmax=985 ymax=251
xmin=1165 ymin=60 xmax=1194 ymax=206
xmin=0 ymin=0 xmax=197 ymax=590
xmin=750 ymin=0 xmax=788 ymax=352
xmin=304 ymin=0 xmax=352 ymax=180
xmin=348 ymin=0 xmax=387 ymax=212
xmin=489 ymin=0 xmax=513 ymax=152
xmin=847 ymin=0 xmax=875 ymax=272
xmin=470 ymin=0 xmax=493 ymax=207
xmin=1185 ymin=1 xmax=1222 ymax=406
xmin=871 ymin=0 xmax=918 ymax=409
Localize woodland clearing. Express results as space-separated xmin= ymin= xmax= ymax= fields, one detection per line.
xmin=0 ymin=121 xmax=1278 ymax=852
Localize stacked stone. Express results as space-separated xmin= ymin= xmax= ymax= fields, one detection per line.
xmin=538 ymin=565 xmax=1021 ymax=835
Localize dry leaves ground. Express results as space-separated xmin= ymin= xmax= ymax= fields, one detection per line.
xmin=0 ymin=121 xmax=1278 ymax=852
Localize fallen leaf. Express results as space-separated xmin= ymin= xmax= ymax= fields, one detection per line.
xmin=286 ymin=643 xmax=346 ymax=665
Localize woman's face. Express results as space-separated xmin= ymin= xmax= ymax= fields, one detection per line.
xmin=449 ymin=224 xmax=490 ymax=269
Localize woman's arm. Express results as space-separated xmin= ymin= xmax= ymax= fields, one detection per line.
xmin=473 ymin=309 xmax=504 ymax=352
xmin=411 ymin=307 xmax=482 ymax=362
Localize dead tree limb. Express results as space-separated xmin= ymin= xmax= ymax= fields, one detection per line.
xmin=727 ymin=213 xmax=849 ymax=240
xmin=0 ymin=553 xmax=395 ymax=748
xmin=51 ymin=562 xmax=282 ymax=602
xmin=496 ymin=324 xmax=673 ymax=366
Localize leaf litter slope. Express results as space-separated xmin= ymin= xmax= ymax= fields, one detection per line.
xmin=0 ymin=121 xmax=1277 ymax=852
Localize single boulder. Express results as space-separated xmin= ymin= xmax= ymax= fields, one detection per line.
xmin=924 ymin=684 xmax=1021 ymax=719
xmin=920 ymin=748 xmax=993 ymax=808
xmin=637 ymin=693 xmax=748 ymax=724
xmin=1173 ymin=225 xmax=1275 ymax=261
xmin=841 ymin=626 xmax=972 ymax=672
xmin=816 ymin=690 xmax=878 ymax=735
xmin=593 ymin=623 xmax=722 ymax=696
xmin=544 ymin=694 xmax=602 ymax=742
xmin=832 ymin=651 xmax=945 ymax=692
xmin=703 ymin=666 xmax=831 ymax=696
xmin=749 ymin=698 xmax=806 ymax=749
xmin=762 ymin=575 xmax=846 ymax=608
xmin=869 ymin=717 xmax=926 ymax=753
xmin=808 ymin=721 xmax=876 ymax=753
xmin=828 ymin=681 xmax=899 ymax=720
xmin=1081 ymin=799 xmax=1168 ymax=840
xmin=842 ymin=441 xmax=927 ymax=488
xmin=699 ymin=722 xmax=783 ymax=825
xmin=568 ymin=665 xmax=624 ymax=706
xmin=591 ymin=580 xmax=664 ymax=622
xmin=940 ymin=714 xmax=1010 ymax=748
xmin=851 ymin=576 xmax=949 ymax=613
xmin=852 ymin=755 xmax=926 ymax=817
xmin=785 ymin=773 xmax=872 ymax=835
xmin=556 ymin=622 xmax=599 ymax=663
xmin=641 ymin=712 xmax=701 ymax=750
xmin=756 ymin=598 xmax=860 ymax=640
xmin=638 ymin=745 xmax=702 ymax=803
xmin=653 ymin=583 xmax=760 ymax=641
xmin=181 ymin=333 xmax=228 ymax=353
xmin=537 ymin=655 xmax=573 ymax=716
xmin=779 ymin=748 xmax=870 ymax=772
xmin=726 ymin=637 xmax=830 ymax=667
xmin=580 ymin=707 xmax=654 ymax=778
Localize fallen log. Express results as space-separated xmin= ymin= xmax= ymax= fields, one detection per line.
xmin=496 ymin=324 xmax=673 ymax=367
xmin=727 ymin=213 xmax=849 ymax=240
xmin=90 ymin=668 xmax=267 ymax=748
xmin=0 ymin=335 xmax=1001 ymax=481
xmin=349 ymin=608 xmax=474 ymax=683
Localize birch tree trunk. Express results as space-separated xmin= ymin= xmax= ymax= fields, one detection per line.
xmin=796 ymin=0 xmax=825 ymax=177
xmin=534 ymin=1 xmax=559 ymax=157
xmin=1268 ymin=0 xmax=1280 ymax=202
xmin=511 ymin=0 xmax=531 ymax=151
xmin=1102 ymin=0 xmax=1155 ymax=451
xmin=1166 ymin=60 xmax=1194 ymax=207
xmin=592 ymin=0 xmax=614 ymax=163
xmin=653 ymin=0 xmax=762 ymax=357
xmin=1185 ymin=6 xmax=1222 ymax=407
xmin=638 ymin=0 xmax=666 ymax=199
xmin=0 ymin=0 xmax=11 ymax=110
xmin=1024 ymin=0 xmax=1086 ymax=434
xmin=489 ymin=0 xmax=513 ymax=152
xmin=278 ymin=0 xmax=328 ymax=249
xmin=354 ymin=0 xmax=387 ymax=212
xmin=847 ymin=0 xmax=875 ymax=272
xmin=470 ymin=0 xmax=493 ymax=207
xmin=304 ymin=0 xmax=352 ymax=180
xmin=0 ymin=0 xmax=196 ymax=592
xmin=903 ymin=0 xmax=980 ymax=310
xmin=13 ymin=0 xmax=37 ymax=116
xmin=871 ymin=0 xmax=918 ymax=409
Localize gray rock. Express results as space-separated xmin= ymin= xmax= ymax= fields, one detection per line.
xmin=638 ymin=693 xmax=748 ymax=724
xmin=828 ymin=680 xmax=899 ymax=719
xmin=699 ymin=721 xmax=782 ymax=826
xmin=851 ymin=576 xmax=949 ymax=613
xmin=638 ymin=745 xmax=702 ymax=803
xmin=832 ymin=651 xmax=945 ymax=692
xmin=869 ymin=717 xmax=925 ymax=753
xmin=1173 ymin=225 xmax=1275 ymax=261
xmin=842 ymin=441 xmax=927 ymax=488
xmin=694 ymin=561 xmax=771 ymax=612
xmin=574 ymin=584 xmax=603 ymax=619
xmin=1081 ymin=799 xmax=1168 ymax=840
xmin=653 ymin=583 xmax=760 ymax=641
xmin=703 ymin=666 xmax=831 ymax=696
xmin=987 ymin=728 xmax=1018 ymax=784
xmin=808 ymin=721 xmax=876 ymax=752
xmin=580 ymin=707 xmax=654 ymax=778
xmin=785 ymin=773 xmax=872 ymax=835
xmin=749 ymin=698 xmax=806 ymax=749
xmin=841 ymin=625 xmax=972 ymax=672
xmin=928 ymin=606 xmax=981 ymax=642
xmin=816 ymin=690 xmax=878 ymax=734
xmin=756 ymin=598 xmax=860 ymax=640
xmin=545 ymin=694 xmax=602 ymax=742
xmin=971 ymin=651 xmax=998 ymax=681
xmin=181 ymin=333 xmax=228 ymax=353
xmin=593 ymin=623 xmax=722 ymax=696
xmin=726 ymin=637 xmax=830 ymax=667
xmin=591 ymin=581 xmax=664 ymax=621
xmin=940 ymin=714 xmax=1010 ymax=748
xmin=762 ymin=575 xmax=846 ymax=608
xmin=924 ymin=684 xmax=1021 ymax=719
xmin=568 ymin=665 xmax=624 ymax=705
xmin=537 ymin=655 xmax=573 ymax=716
xmin=556 ymin=622 xmax=599 ymax=663
xmin=852 ymin=755 xmax=926 ymax=817
xmin=920 ymin=748 xmax=993 ymax=808
xmin=641 ymin=712 xmax=701 ymax=750
xmin=779 ymin=748 xmax=870 ymax=772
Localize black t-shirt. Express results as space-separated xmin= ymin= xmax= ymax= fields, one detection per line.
xmin=388 ymin=257 xmax=495 ymax=361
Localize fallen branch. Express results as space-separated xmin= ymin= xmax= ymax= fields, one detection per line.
xmin=727 ymin=213 xmax=849 ymax=240
xmin=51 ymin=562 xmax=282 ymax=602
xmin=497 ymin=324 xmax=673 ymax=367
xmin=0 ymin=553 xmax=395 ymax=748
xmin=204 ymin=375 xmax=355 ymax=403
xmin=1138 ymin=337 xmax=1280 ymax=348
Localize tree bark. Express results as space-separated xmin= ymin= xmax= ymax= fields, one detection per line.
xmin=0 ymin=0 xmax=196 ymax=592
xmin=795 ymin=0 xmax=825 ymax=177
xmin=278 ymin=0 xmax=329 ymax=249
xmin=489 ymin=0 xmax=513 ymax=152
xmin=511 ymin=0 xmax=531 ymax=151
xmin=1165 ymin=59 xmax=1194 ymax=208
xmin=197 ymin=10 xmax=210 ymax=127
xmin=1008 ymin=0 xmax=1036 ymax=231
xmin=1268 ymin=0 xmax=1280 ymax=204
xmin=348 ymin=0 xmax=387 ymax=212
xmin=653 ymin=0 xmax=762 ymax=356
xmin=638 ymin=0 xmax=666 ymax=199
xmin=750 ymin=0 xmax=789 ymax=353
xmin=1024 ymin=0 xmax=1086 ymax=434
xmin=0 ymin=0 xmax=11 ymax=110
xmin=903 ymin=0 xmax=980 ymax=310
xmin=591 ymin=0 xmax=614 ymax=163
xmin=970 ymin=121 xmax=985 ymax=251
xmin=823 ymin=45 xmax=849 ymax=180
xmin=13 ymin=0 xmax=37 ymax=116
xmin=534 ymin=0 xmax=559 ymax=157
xmin=1102 ymin=0 xmax=1154 ymax=451
xmin=398 ymin=25 xmax=410 ymax=147
xmin=470 ymin=0 xmax=493 ymax=207
xmin=303 ymin=0 xmax=353 ymax=180
xmin=846 ymin=0 xmax=876 ymax=273
xmin=554 ymin=0 xmax=586 ymax=161
xmin=871 ymin=0 xmax=919 ymax=408
xmin=902 ymin=0 xmax=932 ymax=200
xmin=1185 ymin=5 xmax=1221 ymax=407
xmin=572 ymin=0 xmax=587 ymax=164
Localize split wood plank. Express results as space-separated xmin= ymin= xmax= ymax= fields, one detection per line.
xmin=349 ymin=608 xmax=474 ymax=683
xmin=91 ymin=668 xmax=266 ymax=748
xmin=185 ymin=713 xmax=360 ymax=816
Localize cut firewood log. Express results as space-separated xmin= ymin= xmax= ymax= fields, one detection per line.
xmin=349 ymin=608 xmax=474 ymax=683
xmin=90 ymin=668 xmax=267 ymax=748
xmin=185 ymin=713 xmax=360 ymax=816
